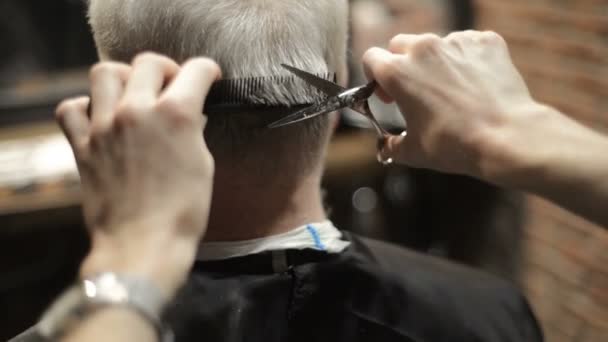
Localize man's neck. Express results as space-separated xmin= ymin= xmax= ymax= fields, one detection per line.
xmin=203 ymin=166 xmax=327 ymax=242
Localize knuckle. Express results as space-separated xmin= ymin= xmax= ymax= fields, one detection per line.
xmin=482 ymin=30 xmax=499 ymax=38
xmin=362 ymin=48 xmax=405 ymax=83
xmin=156 ymin=54 xmax=179 ymax=67
xmin=386 ymin=56 xmax=405 ymax=74
xmin=132 ymin=51 xmax=160 ymax=65
xmin=361 ymin=48 xmax=376 ymax=65
xmin=375 ymin=56 xmax=405 ymax=83
xmin=132 ymin=52 xmax=179 ymax=70
xmin=55 ymin=98 xmax=85 ymax=121
xmin=483 ymin=31 xmax=506 ymax=45
xmin=155 ymin=96 xmax=183 ymax=113
xmin=412 ymin=34 xmax=442 ymax=55
xmin=156 ymin=97 xmax=193 ymax=124
xmin=374 ymin=61 xmax=392 ymax=81
xmin=72 ymin=140 xmax=90 ymax=157
xmin=445 ymin=31 xmax=463 ymax=43
xmin=89 ymin=123 xmax=107 ymax=139
xmin=184 ymin=57 xmax=221 ymax=77
xmin=421 ymin=34 xmax=442 ymax=46
xmin=115 ymin=101 xmax=148 ymax=119
xmin=89 ymin=63 xmax=112 ymax=80
xmin=168 ymin=112 xmax=196 ymax=127
xmin=55 ymin=99 xmax=74 ymax=120
xmin=388 ymin=34 xmax=408 ymax=50
xmin=89 ymin=62 xmax=126 ymax=81
xmin=113 ymin=111 xmax=138 ymax=127
xmin=76 ymin=149 xmax=94 ymax=168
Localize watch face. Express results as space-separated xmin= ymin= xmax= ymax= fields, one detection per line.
xmin=84 ymin=273 xmax=129 ymax=303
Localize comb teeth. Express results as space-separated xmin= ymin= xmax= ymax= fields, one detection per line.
xmin=205 ymin=73 xmax=336 ymax=107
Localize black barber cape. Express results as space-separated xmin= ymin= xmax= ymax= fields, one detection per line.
xmin=11 ymin=233 xmax=543 ymax=342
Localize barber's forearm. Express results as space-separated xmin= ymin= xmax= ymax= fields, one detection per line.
xmin=50 ymin=51 xmax=216 ymax=342
xmin=484 ymin=105 xmax=608 ymax=227
xmin=61 ymin=225 xmax=198 ymax=342
xmin=527 ymin=112 xmax=608 ymax=227
xmin=81 ymin=222 xmax=198 ymax=296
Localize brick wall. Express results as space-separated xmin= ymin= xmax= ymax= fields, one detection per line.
xmin=474 ymin=0 xmax=608 ymax=341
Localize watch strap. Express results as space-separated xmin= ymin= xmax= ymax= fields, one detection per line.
xmin=37 ymin=273 xmax=173 ymax=342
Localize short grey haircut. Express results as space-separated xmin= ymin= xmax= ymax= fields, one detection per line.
xmin=88 ymin=0 xmax=348 ymax=172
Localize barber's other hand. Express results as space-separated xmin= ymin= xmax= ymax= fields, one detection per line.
xmin=55 ymin=53 xmax=221 ymax=296
xmin=363 ymin=31 xmax=548 ymax=186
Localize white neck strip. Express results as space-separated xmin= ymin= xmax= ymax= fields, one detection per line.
xmin=197 ymin=221 xmax=350 ymax=261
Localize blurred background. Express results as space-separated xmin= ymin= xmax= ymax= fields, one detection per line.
xmin=0 ymin=0 xmax=606 ymax=341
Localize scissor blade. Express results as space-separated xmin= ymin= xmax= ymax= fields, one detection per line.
xmin=268 ymin=102 xmax=340 ymax=128
xmin=281 ymin=64 xmax=345 ymax=96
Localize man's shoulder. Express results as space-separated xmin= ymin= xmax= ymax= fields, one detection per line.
xmin=333 ymin=233 xmax=543 ymax=341
xmin=346 ymin=232 xmax=514 ymax=291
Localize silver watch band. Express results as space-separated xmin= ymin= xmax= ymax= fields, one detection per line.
xmin=38 ymin=273 xmax=173 ymax=342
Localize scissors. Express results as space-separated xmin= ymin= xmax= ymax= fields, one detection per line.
xmin=268 ymin=64 xmax=404 ymax=165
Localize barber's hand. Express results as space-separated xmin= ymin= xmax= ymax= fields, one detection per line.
xmin=55 ymin=53 xmax=221 ymax=296
xmin=363 ymin=31 xmax=548 ymax=186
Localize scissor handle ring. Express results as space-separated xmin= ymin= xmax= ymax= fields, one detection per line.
xmin=376 ymin=131 xmax=407 ymax=166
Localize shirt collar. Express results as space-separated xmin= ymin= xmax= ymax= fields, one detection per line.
xmin=197 ymin=221 xmax=350 ymax=261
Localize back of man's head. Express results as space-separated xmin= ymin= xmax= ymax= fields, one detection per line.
xmin=88 ymin=0 xmax=348 ymax=177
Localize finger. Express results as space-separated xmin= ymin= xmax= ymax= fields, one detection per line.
xmin=362 ymin=47 xmax=399 ymax=103
xmin=373 ymin=86 xmax=393 ymax=104
xmin=56 ymin=96 xmax=91 ymax=147
xmin=161 ymin=58 xmax=221 ymax=117
xmin=388 ymin=34 xmax=417 ymax=54
xmin=388 ymin=33 xmax=440 ymax=55
xmin=379 ymin=131 xmax=414 ymax=165
xmin=89 ymin=62 xmax=131 ymax=128
xmin=123 ymin=53 xmax=180 ymax=104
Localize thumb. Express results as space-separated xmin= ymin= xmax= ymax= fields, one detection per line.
xmin=362 ymin=47 xmax=399 ymax=104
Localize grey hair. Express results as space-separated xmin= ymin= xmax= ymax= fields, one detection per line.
xmin=88 ymin=0 xmax=348 ymax=170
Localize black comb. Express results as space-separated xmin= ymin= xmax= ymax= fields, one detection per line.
xmin=203 ymin=73 xmax=336 ymax=115
xmin=86 ymin=73 xmax=337 ymax=119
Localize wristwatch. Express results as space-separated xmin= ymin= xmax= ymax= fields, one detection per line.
xmin=37 ymin=272 xmax=173 ymax=341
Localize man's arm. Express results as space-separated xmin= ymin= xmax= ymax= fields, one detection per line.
xmin=363 ymin=31 xmax=608 ymax=227
xmin=45 ymin=53 xmax=220 ymax=342
xmin=498 ymin=105 xmax=608 ymax=227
